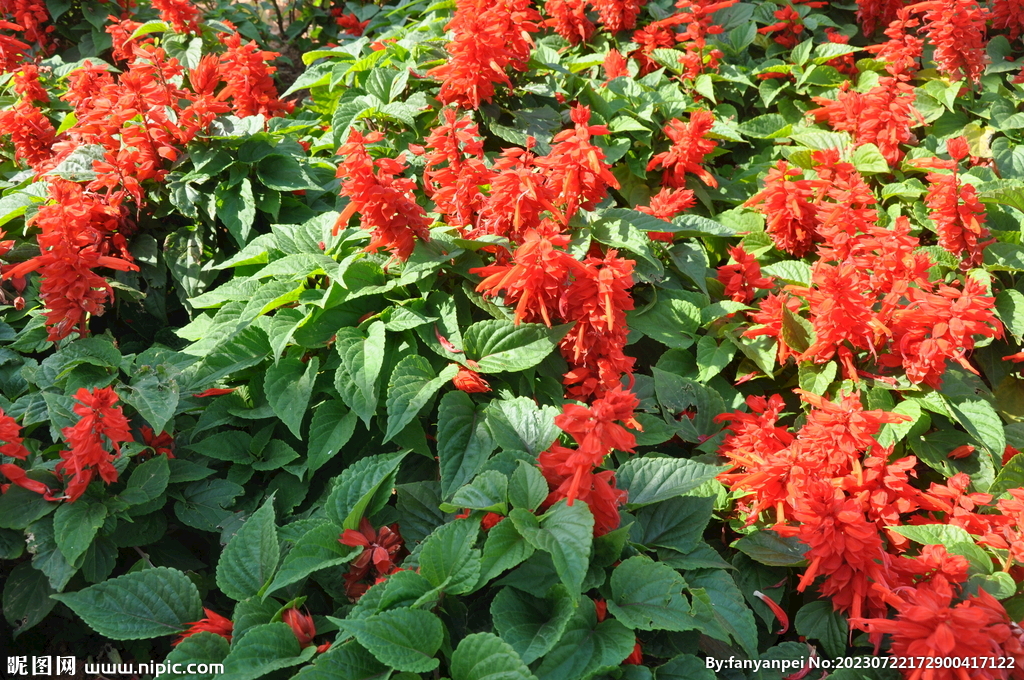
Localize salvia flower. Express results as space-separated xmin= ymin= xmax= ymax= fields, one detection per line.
xmin=453 ymin=366 xmax=491 ymax=393
xmin=717 ymin=245 xmax=773 ymax=304
xmin=646 ymin=110 xmax=718 ymax=189
xmin=915 ymin=0 xmax=988 ymax=83
xmin=174 ymin=609 xmax=233 ymax=646
xmin=219 ymin=31 xmax=293 ymax=118
xmin=282 ymin=609 xmax=317 ymax=649
xmin=743 ymin=161 xmax=819 ymax=256
xmin=339 ymin=518 xmax=405 ymax=599
xmin=152 ymin=0 xmax=201 ymax=34
xmin=55 ymin=387 xmax=134 ymax=503
xmin=543 ymin=0 xmax=594 ymax=44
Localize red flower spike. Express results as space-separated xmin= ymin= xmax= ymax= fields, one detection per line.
xmin=339 ymin=519 xmax=405 ymax=600
xmin=453 ymin=367 xmax=491 ymax=393
xmin=174 ymin=609 xmax=233 ymax=646
xmin=53 ymin=387 xmax=134 ymax=503
xmin=915 ymin=0 xmax=988 ymax=84
xmin=623 ymin=640 xmax=643 ymax=665
xmin=282 ymin=609 xmax=316 ymax=649
xmin=192 ymin=388 xmax=237 ymax=398
xmin=218 ymin=31 xmax=293 ymax=118
xmin=646 ymin=111 xmax=718 ymax=189
xmin=753 ymin=590 xmax=790 ymax=634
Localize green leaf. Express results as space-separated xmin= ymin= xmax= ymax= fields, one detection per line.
xmin=617 ymin=457 xmax=722 ymax=507
xmin=266 ymin=355 xmax=318 ymax=438
xmin=887 ymin=525 xmax=991 ymax=574
xmin=533 ymin=601 xmax=635 ymax=680
xmin=463 ymin=320 xmax=569 ymax=373
xmin=216 ymin=499 xmax=280 ymax=601
xmin=256 ymin=155 xmax=322 ymax=192
xmin=0 ymin=485 xmax=56 ymax=529
xmin=307 ymin=400 xmax=358 ymax=474
xmin=216 ymin=178 xmax=256 ymax=247
xmin=590 ymin=209 xmax=665 ymax=276
xmin=334 ymin=322 xmax=387 ymax=427
xmin=687 ymin=569 xmax=758 ymax=657
xmin=696 ymin=335 xmax=736 ymax=383
xmin=219 ymin=622 xmax=316 ymax=680
xmin=492 ymin=586 xmax=575 ymax=664
xmin=969 ymin=571 xmax=1017 ymax=599
xmin=174 ymin=479 xmax=245 ymax=532
xmin=157 ymin=632 xmax=231 ymax=680
xmin=53 ymin=498 xmax=107 ymax=565
xmin=997 ymin=289 xmax=1024 ymax=342
xmin=291 ymin=641 xmax=388 ymax=680
xmin=447 ymin=470 xmax=508 ymax=514
xmin=992 ymin=453 xmax=1024 ymax=496
xmin=343 ymin=608 xmax=443 ymax=673
xmin=119 ymin=455 xmax=170 ymax=507
xmin=438 ymin=391 xmax=496 ymax=500
xmin=946 ymin=396 xmax=1006 ymax=458
xmin=27 ymin=516 xmax=77 ymax=591
xmin=628 ymin=290 xmax=700 ymax=349
xmin=478 ymin=518 xmax=536 ymax=586
xmin=509 ymin=461 xmax=548 ymax=512
xmin=607 ymin=556 xmax=697 ymax=631
xmin=512 ymin=501 xmax=593 ymax=600
xmin=265 ymin=521 xmax=358 ymax=596
xmin=124 ymin=364 xmax=180 ymax=434
xmin=794 ymin=601 xmax=847 ymax=659
xmin=733 ymin=530 xmax=809 ymax=566
xmin=984 ymin=241 xmax=1024 ymax=271
xmin=52 ymin=567 xmax=202 ymax=640
xmin=3 ymin=562 xmax=56 ymax=638
xmin=326 ymin=451 xmax=408 ymax=530
xmin=655 ymin=655 xmax=715 ymax=680
xmin=487 ymin=397 xmax=560 ymax=456
xmin=385 ymin=355 xmax=459 ymax=442
xmin=635 ymin=496 xmax=714 ymax=553
xmin=851 ymin=143 xmax=889 ymax=174
xmin=418 ymin=518 xmax=482 ymax=595
xmin=451 ymin=632 xmax=539 ymax=680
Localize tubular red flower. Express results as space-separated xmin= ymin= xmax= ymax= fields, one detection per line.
xmin=152 ymin=0 xmax=201 ymax=34
xmin=717 ymin=245 xmax=773 ymax=304
xmin=543 ymin=0 xmax=594 ymax=44
xmin=219 ymin=31 xmax=293 ymax=118
xmin=282 ymin=609 xmax=317 ymax=649
xmin=453 ymin=367 xmax=491 ymax=393
xmin=174 ymin=609 xmax=233 ymax=646
xmin=646 ymin=110 xmax=718 ymax=189
xmin=0 ymin=100 xmax=54 ymax=169
xmin=744 ymin=161 xmax=819 ymax=256
xmin=915 ymin=0 xmax=988 ymax=83
xmin=54 ymin=387 xmax=134 ymax=502
xmin=592 ymin=0 xmax=645 ymax=33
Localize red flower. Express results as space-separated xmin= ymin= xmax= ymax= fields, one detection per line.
xmin=758 ymin=5 xmax=804 ymax=48
xmin=174 ymin=609 xmax=233 ymax=646
xmin=474 ymin=143 xmax=561 ymax=244
xmin=717 ymin=245 xmax=773 ymax=304
xmin=917 ymin=150 xmax=991 ymax=268
xmin=282 ymin=609 xmax=317 ymax=648
xmin=915 ymin=0 xmax=988 ymax=83
xmin=481 ymin=512 xmax=503 ymax=530
xmin=422 ymin=109 xmax=493 ymax=230
xmin=152 ymin=0 xmax=201 ymax=34
xmin=55 ymin=387 xmax=134 ymax=502
xmin=334 ymin=12 xmax=370 ymax=36
xmin=602 ymin=49 xmax=630 ymax=80
xmin=428 ymin=0 xmax=540 ymax=109
xmin=4 ymin=181 xmax=137 ymax=341
xmin=536 ymin=105 xmax=620 ymax=222
xmin=453 ymin=367 xmax=491 ymax=393
xmin=743 ymin=161 xmax=818 ymax=256
xmin=339 ymin=519 xmax=405 ymax=600
xmin=543 ymin=0 xmax=594 ymax=44
xmin=0 ymin=408 xmax=30 ymax=460
xmin=592 ymin=0 xmax=644 ymax=33
xmin=743 ymin=291 xmax=804 ymax=365
xmin=0 ymin=100 xmax=54 ymax=169
xmin=219 ymin=31 xmax=293 ymax=118
xmin=851 ymin=575 xmax=1020 ymax=675
xmin=12 ymin=63 xmax=48 ymax=103
xmin=673 ymin=0 xmax=737 ymax=80
xmin=334 ymin=129 xmax=432 ymax=261
xmin=867 ymin=9 xmax=924 ymax=80
xmin=638 ymin=187 xmax=696 ymax=242
xmin=646 ymin=110 xmax=718 ymax=188
xmin=854 ymin=0 xmax=907 ymax=36
xmin=753 ymin=590 xmax=789 ymax=634
xmin=623 ymin=640 xmax=643 ymax=664
xmin=3 ymin=0 xmax=53 ymax=49
xmin=140 ymin=426 xmax=175 ymax=459
xmin=823 ymin=28 xmax=857 ymax=76
xmin=992 ymin=0 xmax=1024 ymax=41
xmin=0 ymin=464 xmax=53 ymax=497
xmin=192 ymin=388 xmax=236 ymax=397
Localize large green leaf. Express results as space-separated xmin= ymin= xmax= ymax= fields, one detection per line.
xmin=264 ymin=521 xmax=358 ymax=595
xmin=53 ymin=497 xmax=107 ymax=565
xmin=451 ymin=632 xmax=538 ymax=680
xmin=688 ymin=569 xmax=758 ymax=657
xmin=486 ymin=397 xmax=560 ymax=456
xmin=0 ymin=485 xmax=56 ymax=529
xmin=418 ymin=518 xmax=481 ymax=595
xmin=616 ymin=457 xmax=722 ymax=507
xmin=732 ymin=530 xmax=809 ymax=566
xmin=606 ymin=556 xmax=697 ymax=631
xmin=3 ymin=562 xmax=56 ymax=638
xmin=533 ymin=601 xmax=635 ymax=680
xmin=124 ymin=363 xmax=180 ymax=434
xmin=325 ymin=451 xmax=408 ymax=530
xmin=343 ymin=608 xmax=444 ymax=673
xmin=463 ymin=320 xmax=569 ymax=373
xmin=266 ymin=355 xmax=318 ymax=438
xmin=156 ymin=632 xmax=231 ymax=680
xmin=219 ymin=622 xmax=317 ymax=680
xmin=307 ymin=400 xmax=358 ymax=474
xmin=509 ymin=461 xmax=548 ymax=512
xmin=794 ymin=601 xmax=847 ymax=659
xmin=291 ymin=641 xmax=389 ymax=680
xmin=634 ymin=495 xmax=713 ymax=553
xmin=216 ymin=499 xmax=280 ymax=601
xmin=334 ymin=322 xmax=386 ymax=426
xmin=492 ymin=585 xmax=575 ymax=664
xmin=385 ymin=355 xmax=459 ymax=442
xmin=438 ymin=391 xmax=495 ymax=500
xmin=511 ymin=501 xmax=593 ymax=601
xmin=119 ymin=455 xmax=170 ymax=507
xmin=477 ymin=517 xmax=536 ymax=586
xmin=215 ymin=178 xmax=256 ymax=247
xmin=52 ymin=567 xmax=202 ymax=640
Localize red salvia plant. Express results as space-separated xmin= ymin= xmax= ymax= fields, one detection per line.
xmin=543 ymin=0 xmax=594 ymax=44
xmin=475 ymin=142 xmax=562 ymax=244
xmin=673 ymin=0 xmax=737 ymax=80
xmin=339 ymin=518 xmax=405 ymax=599
xmin=0 ymin=99 xmax=54 ymax=169
xmin=592 ymin=0 xmax=645 ymax=33
xmin=334 ymin=129 xmax=432 ymax=261
xmin=4 ymin=180 xmax=137 ymax=341
xmin=915 ymin=136 xmax=991 ymax=267
xmin=854 ymin=0 xmax=907 ymax=36
xmin=914 ymin=0 xmax=988 ymax=83
xmin=152 ymin=0 xmax=201 ymax=34
xmin=638 ymin=187 xmax=696 ymax=242
xmin=1 ymin=0 xmax=52 ymax=50
xmin=421 ymin=108 xmax=494 ymax=231
xmin=992 ymin=0 xmax=1024 ymax=41
xmin=744 ymin=160 xmax=819 ymax=256
xmin=219 ymin=31 xmax=294 ymax=118
xmin=174 ymin=609 xmax=233 ymax=646
xmin=646 ymin=110 xmax=718 ymax=189
xmin=11 ymin=62 xmax=47 ymax=103
xmin=54 ymin=387 xmax=135 ymax=502
xmin=717 ymin=245 xmax=773 ymax=304
xmin=758 ymin=5 xmax=805 ymax=48
xmin=428 ymin=0 xmax=541 ymax=109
